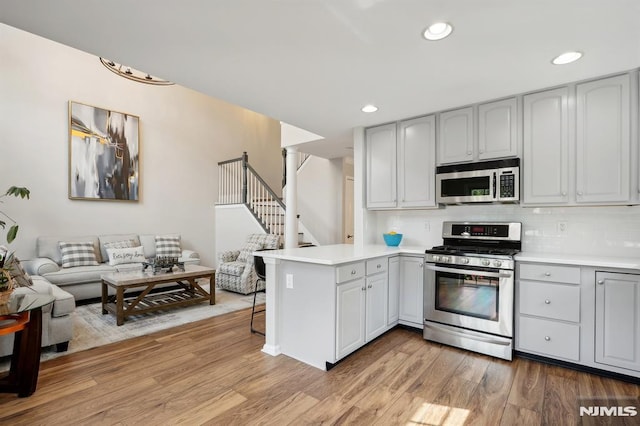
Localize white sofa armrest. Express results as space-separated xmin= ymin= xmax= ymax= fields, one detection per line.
xmin=22 ymin=257 xmax=61 ymax=275
xmin=181 ymin=249 xmax=199 ymax=259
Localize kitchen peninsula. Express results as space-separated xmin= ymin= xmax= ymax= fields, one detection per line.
xmin=257 ymin=244 xmax=425 ymax=370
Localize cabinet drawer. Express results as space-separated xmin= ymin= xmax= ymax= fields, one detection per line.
xmin=336 ymin=262 xmax=365 ymax=284
xmin=366 ymin=257 xmax=388 ymax=275
xmin=519 ymin=281 xmax=580 ymax=322
xmin=519 ymin=263 xmax=580 ymax=284
xmin=518 ymin=316 xmax=580 ymax=361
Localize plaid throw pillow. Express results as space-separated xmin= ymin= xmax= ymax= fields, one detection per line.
xmin=59 ymin=241 xmax=99 ymax=268
xmin=155 ymin=235 xmax=181 ymax=258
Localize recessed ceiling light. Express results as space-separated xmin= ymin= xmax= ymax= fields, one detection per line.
xmin=422 ymin=22 xmax=453 ymax=41
xmin=361 ymin=104 xmax=378 ymax=113
xmin=551 ymin=51 xmax=583 ymax=65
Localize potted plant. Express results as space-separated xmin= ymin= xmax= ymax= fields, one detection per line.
xmin=0 ymin=246 xmax=14 ymax=302
xmin=0 ymin=186 xmax=30 ymax=243
xmin=0 ymin=186 xmax=29 ymax=301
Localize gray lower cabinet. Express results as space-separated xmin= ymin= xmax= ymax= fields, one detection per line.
xmin=595 ymin=271 xmax=640 ymax=372
xmin=335 ymin=257 xmax=390 ymax=360
xmin=388 ymin=255 xmax=400 ymax=325
xmin=336 ymin=276 xmax=366 ymax=359
xmin=398 ymin=255 xmax=424 ymax=328
xmin=516 ymin=261 xmax=640 ymax=378
xmin=516 ymin=263 xmax=581 ymax=362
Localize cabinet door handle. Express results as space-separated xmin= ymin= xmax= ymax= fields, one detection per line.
xmin=361 ymin=287 xmax=366 ymax=291
xmin=376 ymin=264 xmax=381 ymax=269
xmin=544 ymin=272 xmax=551 ymax=277
xmin=351 ymin=270 xmax=356 ymax=275
xmin=466 ymin=150 xmax=472 ymax=155
xmin=561 ymin=191 xmax=567 ymax=196
xmin=419 ymin=263 xmax=423 ymax=268
xmin=577 ymin=191 xmax=583 ymax=196
xmin=597 ymin=280 xmax=604 ymax=285
xmin=368 ymin=284 xmax=372 ymax=289
xmin=544 ymin=299 xmax=551 ymax=304
xmin=544 ymin=336 xmax=551 ymax=341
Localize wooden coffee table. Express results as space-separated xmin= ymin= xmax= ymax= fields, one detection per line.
xmin=101 ymin=264 xmax=216 ymax=326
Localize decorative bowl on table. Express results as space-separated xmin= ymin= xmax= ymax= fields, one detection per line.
xmin=383 ymin=233 xmax=403 ymax=247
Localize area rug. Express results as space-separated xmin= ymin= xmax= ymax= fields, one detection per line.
xmin=0 ymin=287 xmax=264 ymax=371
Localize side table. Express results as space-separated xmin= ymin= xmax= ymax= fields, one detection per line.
xmin=0 ymin=292 xmax=55 ymax=397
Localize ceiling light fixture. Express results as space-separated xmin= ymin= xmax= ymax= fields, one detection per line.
xmin=422 ymin=22 xmax=453 ymax=41
xmin=551 ymin=51 xmax=583 ymax=65
xmin=99 ymin=58 xmax=174 ymax=85
xmin=361 ymin=104 xmax=378 ymax=113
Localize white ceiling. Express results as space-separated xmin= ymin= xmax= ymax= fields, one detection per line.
xmin=2 ymin=0 xmax=640 ymax=158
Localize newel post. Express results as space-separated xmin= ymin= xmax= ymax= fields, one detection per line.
xmin=241 ymin=151 xmax=248 ymax=204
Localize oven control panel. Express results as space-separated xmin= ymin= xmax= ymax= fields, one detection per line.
xmin=451 ymin=224 xmax=508 ymax=237
xmin=442 ymin=221 xmax=521 ymax=241
xmin=426 ymin=253 xmax=514 ymax=270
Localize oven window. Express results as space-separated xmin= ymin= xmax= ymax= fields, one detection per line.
xmin=441 ymin=176 xmax=490 ymax=197
xmin=435 ymin=270 xmax=499 ymax=321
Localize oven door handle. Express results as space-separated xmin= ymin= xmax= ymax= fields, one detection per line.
xmin=424 ymin=322 xmax=512 ymax=346
xmin=425 ymin=264 xmax=512 ymax=279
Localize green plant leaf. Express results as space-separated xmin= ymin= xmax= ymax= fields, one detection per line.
xmin=6 ymin=186 xmax=30 ymax=199
xmin=7 ymin=225 xmax=18 ymax=243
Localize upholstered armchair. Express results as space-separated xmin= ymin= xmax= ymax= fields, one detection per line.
xmin=215 ymin=233 xmax=280 ymax=294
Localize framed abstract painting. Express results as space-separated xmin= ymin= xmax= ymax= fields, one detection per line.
xmin=68 ymin=101 xmax=140 ymax=201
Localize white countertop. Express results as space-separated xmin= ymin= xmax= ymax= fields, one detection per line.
xmin=255 ymin=244 xmax=426 ymax=265
xmin=515 ymin=252 xmax=640 ymax=270
xmin=257 ymin=244 xmax=640 ymax=270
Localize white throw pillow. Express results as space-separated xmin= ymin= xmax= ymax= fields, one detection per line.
xmin=104 ymin=239 xmax=138 ymax=250
xmin=106 ymin=246 xmax=147 ymax=266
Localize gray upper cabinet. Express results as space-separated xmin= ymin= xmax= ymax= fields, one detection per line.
xmin=523 ymin=73 xmax=633 ymax=206
xmin=365 ymin=123 xmax=397 ymax=209
xmin=366 ymin=116 xmax=436 ymax=210
xmin=576 ymin=74 xmax=630 ymax=204
xmin=438 ymin=100 xmax=518 ymax=165
xmin=478 ymin=97 xmax=518 ymax=160
xmin=397 ymin=115 xmax=436 ymax=208
xmin=523 ymin=87 xmax=570 ymax=205
xmin=437 ymin=107 xmax=473 ymax=164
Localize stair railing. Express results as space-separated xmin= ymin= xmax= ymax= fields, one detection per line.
xmin=281 ymin=149 xmax=311 ymax=188
xmin=217 ymin=152 xmax=286 ymax=236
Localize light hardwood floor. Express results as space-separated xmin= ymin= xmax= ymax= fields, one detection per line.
xmin=1 ymin=307 xmax=638 ymax=425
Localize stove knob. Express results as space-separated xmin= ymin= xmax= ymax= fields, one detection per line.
xmin=459 ymin=258 xmax=469 ymax=264
xmin=442 ymin=256 xmax=450 ymax=263
xmin=432 ymin=255 xmax=441 ymax=262
xmin=481 ymin=259 xmax=490 ymax=266
xmin=493 ymin=260 xmax=502 ymax=267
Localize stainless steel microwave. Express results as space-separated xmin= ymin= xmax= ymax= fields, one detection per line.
xmin=436 ymin=158 xmax=520 ymax=204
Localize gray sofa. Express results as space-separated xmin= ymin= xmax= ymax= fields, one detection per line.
xmin=25 ymin=233 xmax=200 ymax=301
xmin=0 ymin=275 xmax=75 ymax=358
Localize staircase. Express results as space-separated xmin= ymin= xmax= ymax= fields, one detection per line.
xmin=217 ymin=152 xmax=315 ymax=246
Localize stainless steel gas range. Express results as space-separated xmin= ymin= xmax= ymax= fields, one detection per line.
xmin=423 ymin=221 xmax=522 ymax=360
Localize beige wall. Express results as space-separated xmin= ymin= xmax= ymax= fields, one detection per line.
xmin=0 ymin=24 xmax=281 ymax=266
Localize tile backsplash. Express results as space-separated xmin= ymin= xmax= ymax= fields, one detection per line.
xmin=374 ymin=204 xmax=640 ymax=257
